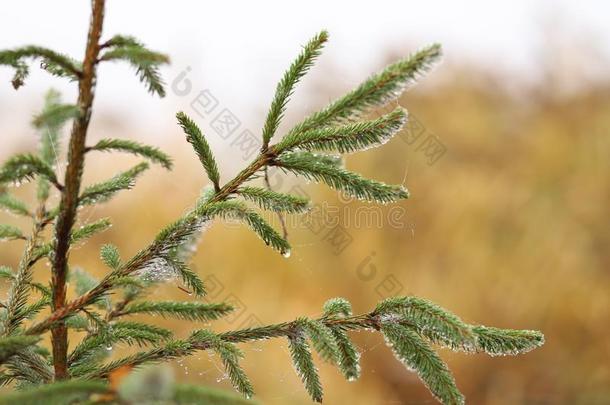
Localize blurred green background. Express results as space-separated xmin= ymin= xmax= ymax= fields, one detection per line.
xmin=1 ymin=6 xmax=610 ymax=403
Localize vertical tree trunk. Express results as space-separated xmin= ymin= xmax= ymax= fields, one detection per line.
xmin=51 ymin=0 xmax=106 ymax=380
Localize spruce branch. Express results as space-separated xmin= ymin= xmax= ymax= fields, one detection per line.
xmin=0 ymin=225 xmax=25 ymax=242
xmin=0 ymin=191 xmax=31 ymax=217
xmin=190 ymin=330 xmax=254 ymax=398
xmin=166 ymin=258 xmax=206 ymax=297
xmin=471 ymin=326 xmax=545 ymax=356
xmin=99 ymin=42 xmax=169 ymax=97
xmin=70 ymin=218 xmax=112 ymax=244
xmin=287 ymin=43 xmax=441 ymax=135
xmin=73 ymin=297 xmax=543 ymax=404
xmin=100 ymin=244 xmax=121 ymax=270
xmin=289 ymin=331 xmax=324 ymax=403
xmin=2 ymin=207 xmax=47 ymax=334
xmin=68 ymin=321 xmax=173 ymax=370
xmin=33 ymin=90 xmax=78 ymax=201
xmin=380 ymin=321 xmax=464 ymax=405
xmin=115 ymin=301 xmax=233 ymax=322
xmin=237 ymin=186 xmax=310 ymax=213
xmin=0 ymin=336 xmax=40 ymax=364
xmin=276 ymin=107 xmax=408 ymax=154
xmin=199 ymin=200 xmax=290 ymax=254
xmin=275 ymin=151 xmax=409 ymax=203
xmin=78 ymin=162 xmax=149 ymax=207
xmin=0 ymin=154 xmax=62 ymax=191
xmin=300 ymin=318 xmax=340 ymax=364
xmin=0 ymin=46 xmax=82 ymax=89
xmin=261 ymin=30 xmax=328 ymax=148
xmin=4 ymin=349 xmax=53 ymax=384
xmin=177 ymin=112 xmax=221 ymax=191
xmin=100 ymin=34 xmax=142 ymax=49
xmin=32 ymin=92 xmax=80 ymax=134
xmin=86 ymin=138 xmax=173 ymax=169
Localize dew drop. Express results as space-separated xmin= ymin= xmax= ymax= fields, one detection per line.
xmin=282 ymin=249 xmax=291 ymax=258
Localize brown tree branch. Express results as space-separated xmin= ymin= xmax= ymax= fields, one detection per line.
xmin=50 ymin=0 xmax=106 ymax=380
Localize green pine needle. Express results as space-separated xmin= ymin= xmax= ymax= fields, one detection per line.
xmin=300 ymin=318 xmax=340 ymax=364
xmin=32 ymin=92 xmax=79 ymax=134
xmin=288 ymin=332 xmax=323 ymax=403
xmin=262 ymin=30 xmax=328 ymax=147
xmin=102 ymin=34 xmax=142 ymax=48
xmin=0 ymin=335 xmax=40 ymax=364
xmin=118 ymin=301 xmax=233 ymax=322
xmin=472 ymin=326 xmax=545 ymax=356
xmin=71 ymin=218 xmax=112 ymax=244
xmin=165 ymin=257 xmax=206 ymax=297
xmin=381 ymin=322 xmax=464 ymax=405
xmin=0 ymin=224 xmax=25 ymax=241
xmin=377 ymin=296 xmax=477 ymax=351
xmin=0 ymin=46 xmax=81 ymax=89
xmin=199 ymin=200 xmax=290 ymax=255
xmin=192 ymin=331 xmax=255 ymax=399
xmin=277 ymin=107 xmax=407 ymax=154
xmin=79 ymin=162 xmax=149 ymax=207
xmin=288 ymin=43 xmax=441 ymax=135
xmin=329 ymin=327 xmax=360 ymax=381
xmin=0 ymin=265 xmax=13 ymax=279
xmin=238 ymin=186 xmax=310 ymax=213
xmin=323 ymin=298 xmax=352 ymax=318
xmin=100 ymin=244 xmax=121 ymax=270
xmin=0 ymin=191 xmax=30 ymax=217
xmin=276 ymin=151 xmax=408 ymax=203
xmin=0 ymin=154 xmax=59 ymax=188
xmin=177 ymin=112 xmax=221 ymax=190
xmin=100 ymin=44 xmax=169 ymax=97
xmin=88 ymin=138 xmax=173 ymax=169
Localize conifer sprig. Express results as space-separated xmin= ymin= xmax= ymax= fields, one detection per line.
xmin=0 ymin=336 xmax=40 ymax=364
xmin=87 ymin=138 xmax=173 ymax=169
xmin=177 ymin=112 xmax=221 ymax=190
xmin=238 ymin=187 xmax=310 ymax=213
xmin=275 ymin=151 xmax=409 ymax=203
xmin=288 ymin=43 xmax=442 ymax=135
xmin=99 ymin=41 xmax=169 ymax=97
xmin=261 ymin=30 xmax=329 ymax=148
xmin=78 ymin=162 xmax=149 ymax=207
xmin=0 ymin=191 xmax=31 ymax=217
xmin=276 ymin=107 xmax=407 ymax=154
xmin=77 ymin=296 xmax=543 ymax=403
xmin=0 ymin=46 xmax=82 ymax=89
xmin=2 ymin=211 xmax=48 ymax=335
xmin=380 ymin=321 xmax=464 ymax=405
xmin=115 ymin=301 xmax=233 ymax=322
xmin=0 ymin=154 xmax=62 ymax=190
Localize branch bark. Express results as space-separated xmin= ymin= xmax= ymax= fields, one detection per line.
xmin=50 ymin=0 xmax=106 ymax=380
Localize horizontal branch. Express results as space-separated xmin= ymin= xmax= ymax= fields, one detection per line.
xmin=84 ymin=313 xmax=376 ymax=379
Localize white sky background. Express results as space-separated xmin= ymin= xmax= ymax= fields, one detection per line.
xmin=0 ymin=0 xmax=609 ymax=152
